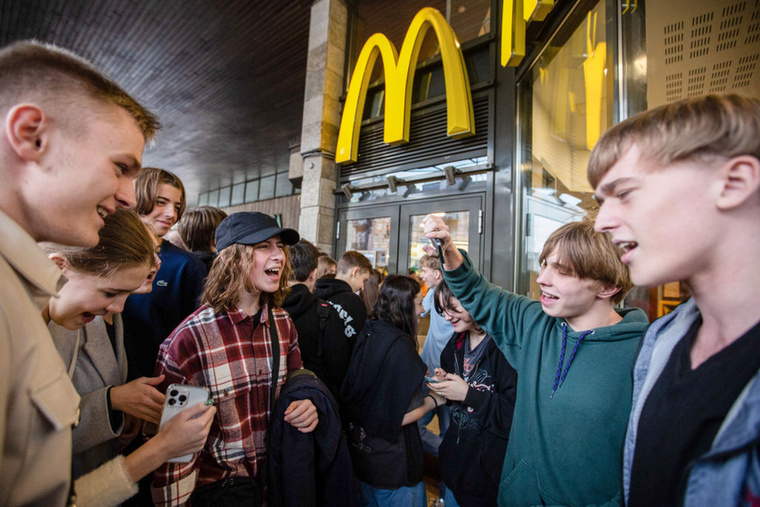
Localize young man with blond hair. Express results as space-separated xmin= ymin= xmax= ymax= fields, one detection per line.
xmin=315 ymin=250 xmax=373 ymax=339
xmin=590 ymin=93 xmax=760 ymax=506
xmin=417 ymin=254 xmax=454 ymax=463
xmin=0 ymin=40 xmax=158 ymax=505
xmin=423 ymin=215 xmax=647 ymax=506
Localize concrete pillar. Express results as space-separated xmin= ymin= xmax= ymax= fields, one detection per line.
xmin=295 ymin=0 xmax=348 ymax=255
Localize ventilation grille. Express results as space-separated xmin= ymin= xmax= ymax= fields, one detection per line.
xmin=340 ymin=93 xmax=490 ymax=180
xmin=648 ymin=0 xmax=760 ymax=106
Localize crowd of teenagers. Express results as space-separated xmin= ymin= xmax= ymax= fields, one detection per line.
xmin=1 ymin=40 xmax=759 ymax=507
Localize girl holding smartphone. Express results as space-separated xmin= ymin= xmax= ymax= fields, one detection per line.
xmin=42 ymin=209 xmax=215 ymax=506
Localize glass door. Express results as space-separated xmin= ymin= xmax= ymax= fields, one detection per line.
xmin=335 ymin=196 xmax=484 ymax=277
xmin=336 ymin=205 xmax=398 ymax=275
xmin=399 ymin=196 xmax=483 ymax=276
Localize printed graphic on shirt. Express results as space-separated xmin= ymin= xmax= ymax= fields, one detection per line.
xmin=452 ymin=369 xmax=494 ymax=429
xmin=327 ymin=301 xmax=357 ymax=337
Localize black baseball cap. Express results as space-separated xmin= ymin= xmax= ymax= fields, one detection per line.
xmin=215 ymin=212 xmax=300 ymax=252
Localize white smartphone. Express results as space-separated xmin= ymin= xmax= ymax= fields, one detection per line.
xmin=158 ymin=384 xmax=211 ymax=463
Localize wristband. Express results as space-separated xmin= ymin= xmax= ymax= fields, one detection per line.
xmin=426 ymin=393 xmax=438 ymax=409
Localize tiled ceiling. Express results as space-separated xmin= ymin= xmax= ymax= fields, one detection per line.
xmin=0 ymin=0 xmax=313 ymax=204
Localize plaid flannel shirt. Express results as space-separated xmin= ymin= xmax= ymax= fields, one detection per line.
xmin=151 ymin=304 xmax=302 ymax=507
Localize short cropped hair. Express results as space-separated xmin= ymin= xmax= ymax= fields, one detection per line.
xmin=179 ymin=206 xmax=228 ymax=252
xmin=539 ymin=217 xmax=633 ymax=304
xmin=41 ymin=209 xmax=156 ymax=278
xmin=588 ymin=94 xmax=760 ymax=188
xmin=419 ymin=254 xmax=441 ymax=271
xmin=0 ymin=40 xmax=159 ymax=141
xmin=134 ymin=167 xmax=187 ymax=221
xmin=337 ymin=251 xmax=373 ymax=276
xmin=289 ymin=240 xmax=320 ymax=282
xmin=201 ymin=243 xmax=292 ymax=313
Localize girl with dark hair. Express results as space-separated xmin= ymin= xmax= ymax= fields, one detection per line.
xmin=430 ymin=280 xmax=517 ymax=507
xmin=341 ymin=275 xmax=445 ymax=506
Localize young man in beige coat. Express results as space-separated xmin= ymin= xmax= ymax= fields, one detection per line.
xmin=0 ymin=40 xmax=159 ymax=506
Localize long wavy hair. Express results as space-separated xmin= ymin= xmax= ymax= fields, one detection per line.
xmin=372 ymin=274 xmax=421 ymax=340
xmin=201 ymin=243 xmax=291 ymax=313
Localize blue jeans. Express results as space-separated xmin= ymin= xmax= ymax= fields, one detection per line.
xmin=417 ymin=404 xmax=451 ymax=457
xmin=443 ymin=486 xmax=462 ymax=507
xmin=358 ymin=481 xmax=426 ymax=507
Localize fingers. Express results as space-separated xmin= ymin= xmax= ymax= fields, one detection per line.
xmin=284 ymin=400 xmax=319 ymax=432
xmin=142 ymin=374 xmax=165 ymax=386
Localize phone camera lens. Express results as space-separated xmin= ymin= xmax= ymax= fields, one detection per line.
xmin=168 ymin=398 xmax=176 ymax=406
xmin=170 ymin=389 xmax=178 ymax=397
xmin=179 ymin=395 xmax=187 ymax=403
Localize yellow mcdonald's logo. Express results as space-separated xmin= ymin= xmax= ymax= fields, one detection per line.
xmin=335 ymin=7 xmax=475 ymax=164
xmin=501 ymin=0 xmax=555 ymax=67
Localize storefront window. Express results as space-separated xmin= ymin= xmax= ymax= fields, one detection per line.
xmin=516 ymin=0 xmax=614 ymax=300
xmin=346 ymin=217 xmax=391 ymax=272
xmin=408 ymin=210 xmax=470 ymax=273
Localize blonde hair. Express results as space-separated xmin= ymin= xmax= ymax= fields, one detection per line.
xmin=337 ymin=251 xmax=373 ymax=276
xmin=134 ymin=167 xmax=187 ymax=221
xmin=419 ymin=254 xmax=441 ymax=271
xmin=201 ymin=243 xmax=292 ymax=313
xmin=588 ymin=94 xmax=760 ymax=188
xmin=179 ymin=206 xmax=228 ymax=252
xmin=0 ymin=41 xmax=159 ymax=141
xmin=41 ymin=209 xmax=156 ymax=278
xmin=539 ymin=217 xmax=632 ymax=304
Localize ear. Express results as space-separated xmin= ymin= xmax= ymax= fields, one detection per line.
xmin=350 ymin=266 xmax=360 ymax=279
xmin=48 ymin=253 xmax=70 ymax=273
xmin=715 ymin=155 xmax=760 ymax=211
xmin=597 ymin=284 xmax=621 ymax=301
xmin=308 ymin=268 xmax=318 ymax=284
xmin=434 ymin=269 xmax=443 ymax=281
xmin=5 ymin=104 xmax=48 ymax=162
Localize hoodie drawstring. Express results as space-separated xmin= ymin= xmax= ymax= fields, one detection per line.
xmin=551 ymin=322 xmax=594 ymax=398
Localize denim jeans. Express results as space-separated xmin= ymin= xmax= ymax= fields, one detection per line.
xmin=358 ymin=480 xmax=426 ymax=507
xmin=443 ymin=486 xmax=462 ymax=507
xmin=417 ymin=404 xmax=451 ymax=457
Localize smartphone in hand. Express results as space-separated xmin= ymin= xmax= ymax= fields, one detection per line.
xmin=159 ymin=384 xmax=211 ymax=463
xmin=424 ymin=375 xmax=441 ymax=383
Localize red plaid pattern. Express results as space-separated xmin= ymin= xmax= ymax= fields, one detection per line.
xmin=151 ymin=304 xmax=302 ymax=506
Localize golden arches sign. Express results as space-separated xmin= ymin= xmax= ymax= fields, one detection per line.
xmin=335 ymin=7 xmax=475 ymax=164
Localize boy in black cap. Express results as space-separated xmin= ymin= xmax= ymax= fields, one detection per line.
xmin=152 ymin=212 xmax=318 ymax=506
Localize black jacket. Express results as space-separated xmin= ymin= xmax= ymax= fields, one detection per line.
xmin=314 ymin=278 xmax=367 ymax=341
xmin=268 ymin=371 xmax=359 ymax=507
xmin=341 ymin=319 xmax=427 ymax=488
xmin=439 ymin=333 xmax=517 ymax=507
xmin=282 ymin=284 xmax=350 ymax=401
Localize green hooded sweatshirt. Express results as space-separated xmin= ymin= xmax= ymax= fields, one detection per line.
xmin=445 ymin=252 xmax=648 ymax=507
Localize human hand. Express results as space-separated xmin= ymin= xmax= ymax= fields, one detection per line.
xmin=109 ymin=375 xmax=166 ymax=424
xmin=431 ymin=372 xmax=469 ymax=402
xmin=284 ymin=399 xmax=319 ymax=433
xmin=422 ymin=214 xmax=452 ymax=250
xmin=154 ymin=402 xmax=216 ymax=461
xmin=421 ymin=215 xmax=464 ymax=270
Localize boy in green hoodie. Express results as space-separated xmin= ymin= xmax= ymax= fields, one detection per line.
xmin=422 ymin=216 xmax=648 ymax=506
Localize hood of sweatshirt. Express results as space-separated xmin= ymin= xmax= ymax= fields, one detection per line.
xmin=567 ymin=307 xmax=648 ymax=342
xmin=315 ymin=277 xmax=354 ymax=300
xmin=282 ymin=283 xmax=317 ymax=321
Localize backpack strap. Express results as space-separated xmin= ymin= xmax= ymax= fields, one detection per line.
xmin=316 ymin=300 xmax=331 ymax=358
